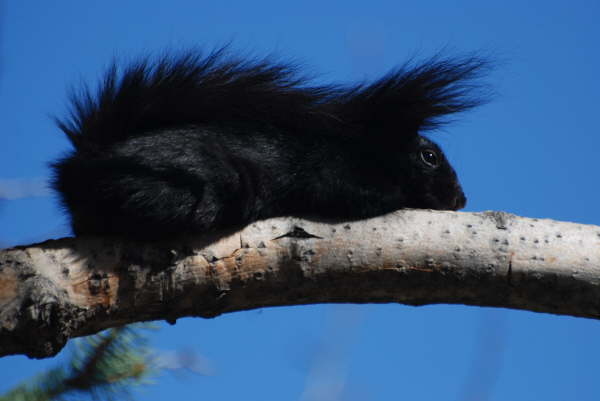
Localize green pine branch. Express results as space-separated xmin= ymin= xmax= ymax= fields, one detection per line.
xmin=0 ymin=325 xmax=155 ymax=401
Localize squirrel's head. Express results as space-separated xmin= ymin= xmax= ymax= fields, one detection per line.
xmin=401 ymin=135 xmax=466 ymax=211
xmin=335 ymin=54 xmax=488 ymax=212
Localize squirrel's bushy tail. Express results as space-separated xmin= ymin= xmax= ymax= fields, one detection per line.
xmin=56 ymin=47 xmax=490 ymax=153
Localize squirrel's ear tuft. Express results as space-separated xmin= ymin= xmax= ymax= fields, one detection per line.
xmin=334 ymin=54 xmax=491 ymax=141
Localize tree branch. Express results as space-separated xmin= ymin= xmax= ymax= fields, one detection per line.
xmin=2 ymin=210 xmax=600 ymax=359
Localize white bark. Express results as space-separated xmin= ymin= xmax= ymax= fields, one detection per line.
xmin=1 ymin=209 xmax=599 ymax=359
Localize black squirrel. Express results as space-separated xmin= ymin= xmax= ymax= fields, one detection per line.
xmin=51 ymin=47 xmax=488 ymax=239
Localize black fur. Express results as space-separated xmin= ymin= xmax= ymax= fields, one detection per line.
xmin=52 ymin=47 xmax=488 ymax=239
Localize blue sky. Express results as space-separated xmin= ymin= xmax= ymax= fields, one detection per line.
xmin=1 ymin=1 xmax=600 ymax=400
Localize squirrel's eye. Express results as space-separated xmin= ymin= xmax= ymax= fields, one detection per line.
xmin=420 ymin=149 xmax=440 ymax=168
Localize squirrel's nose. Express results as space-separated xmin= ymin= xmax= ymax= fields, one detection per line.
xmin=453 ymin=191 xmax=467 ymax=210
